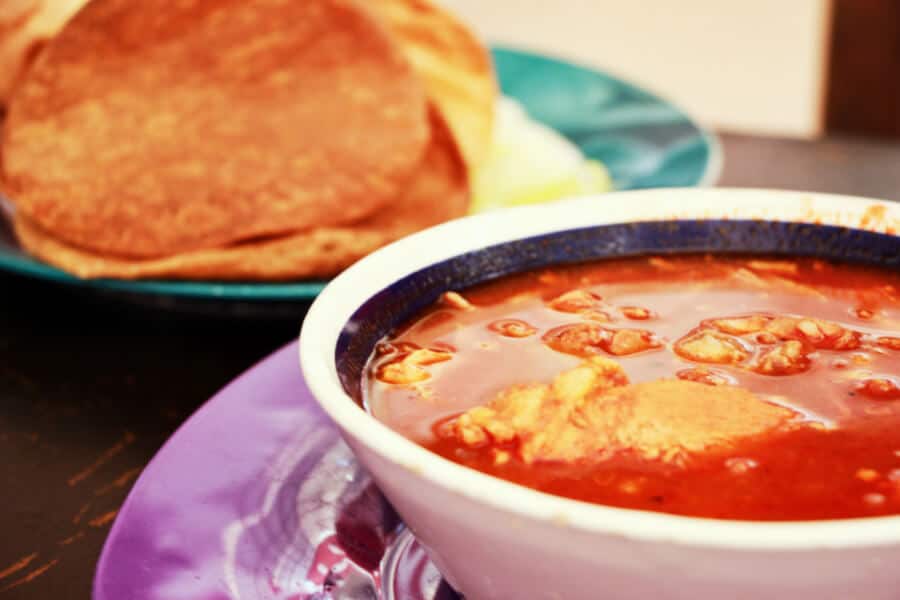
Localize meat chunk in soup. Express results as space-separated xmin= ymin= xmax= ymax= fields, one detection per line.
xmin=674 ymin=331 xmax=750 ymax=364
xmin=442 ymin=358 xmax=799 ymax=465
xmin=754 ymin=341 xmax=811 ymax=375
xmin=543 ymin=323 xmax=662 ymax=357
xmin=376 ymin=348 xmax=452 ymax=384
xmin=446 ymin=357 xmax=628 ymax=458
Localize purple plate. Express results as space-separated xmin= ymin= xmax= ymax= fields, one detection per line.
xmin=93 ymin=342 xmax=459 ymax=600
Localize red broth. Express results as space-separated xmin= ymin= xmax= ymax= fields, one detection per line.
xmin=364 ymin=255 xmax=900 ymax=520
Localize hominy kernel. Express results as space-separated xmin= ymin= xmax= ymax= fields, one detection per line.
xmin=863 ymin=493 xmax=886 ymax=506
xmin=725 ymin=457 xmax=759 ymax=475
xmin=857 ymin=377 xmax=900 ymax=400
xmin=619 ymin=479 xmax=643 ymax=494
xmin=853 ymin=307 xmax=875 ymax=320
xmin=878 ymin=336 xmax=900 ymax=351
xmin=442 ymin=291 xmax=474 ymax=310
xmin=488 ymin=319 xmax=537 ymax=338
xmin=856 ymin=468 xmax=879 ymax=482
xmin=620 ymin=306 xmax=653 ymax=320
xmin=756 ymin=332 xmax=778 ymax=344
xmin=547 ymin=289 xmax=602 ymax=313
xmin=851 ymin=353 xmax=872 ymax=365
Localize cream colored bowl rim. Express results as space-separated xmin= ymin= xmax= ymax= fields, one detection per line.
xmin=300 ymin=188 xmax=900 ymax=550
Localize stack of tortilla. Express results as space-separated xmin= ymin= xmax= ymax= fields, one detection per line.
xmin=0 ymin=0 xmax=496 ymax=280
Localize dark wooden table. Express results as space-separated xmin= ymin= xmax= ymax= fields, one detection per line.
xmin=1 ymin=133 xmax=899 ymax=599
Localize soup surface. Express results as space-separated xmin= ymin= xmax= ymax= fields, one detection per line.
xmin=364 ymin=255 xmax=900 ymax=520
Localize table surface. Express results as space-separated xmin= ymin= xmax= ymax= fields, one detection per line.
xmin=2 ymin=132 xmax=899 ymax=599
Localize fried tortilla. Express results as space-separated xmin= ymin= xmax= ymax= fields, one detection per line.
xmin=12 ymin=107 xmax=468 ymax=280
xmin=369 ymin=0 xmax=496 ymax=171
xmin=0 ymin=0 xmax=88 ymax=106
xmin=1 ymin=0 xmax=429 ymax=258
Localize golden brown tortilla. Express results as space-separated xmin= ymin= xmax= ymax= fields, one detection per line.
xmin=369 ymin=0 xmax=496 ymax=171
xmin=0 ymin=0 xmax=87 ymax=106
xmin=2 ymin=0 xmax=430 ymax=258
xmin=12 ymin=107 xmax=468 ymax=280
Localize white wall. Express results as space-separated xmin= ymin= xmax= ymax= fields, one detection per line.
xmin=442 ymin=0 xmax=833 ymax=138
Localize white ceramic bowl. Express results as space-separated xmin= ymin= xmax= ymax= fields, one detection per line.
xmin=300 ymin=188 xmax=900 ymax=600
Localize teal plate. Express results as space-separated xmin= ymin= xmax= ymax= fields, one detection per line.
xmin=0 ymin=46 xmax=720 ymax=306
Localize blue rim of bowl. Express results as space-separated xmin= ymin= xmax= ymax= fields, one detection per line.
xmin=0 ymin=46 xmax=721 ymax=302
xmin=334 ymin=219 xmax=898 ymax=393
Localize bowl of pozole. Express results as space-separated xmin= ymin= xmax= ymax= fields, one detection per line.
xmin=300 ymin=188 xmax=900 ymax=600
